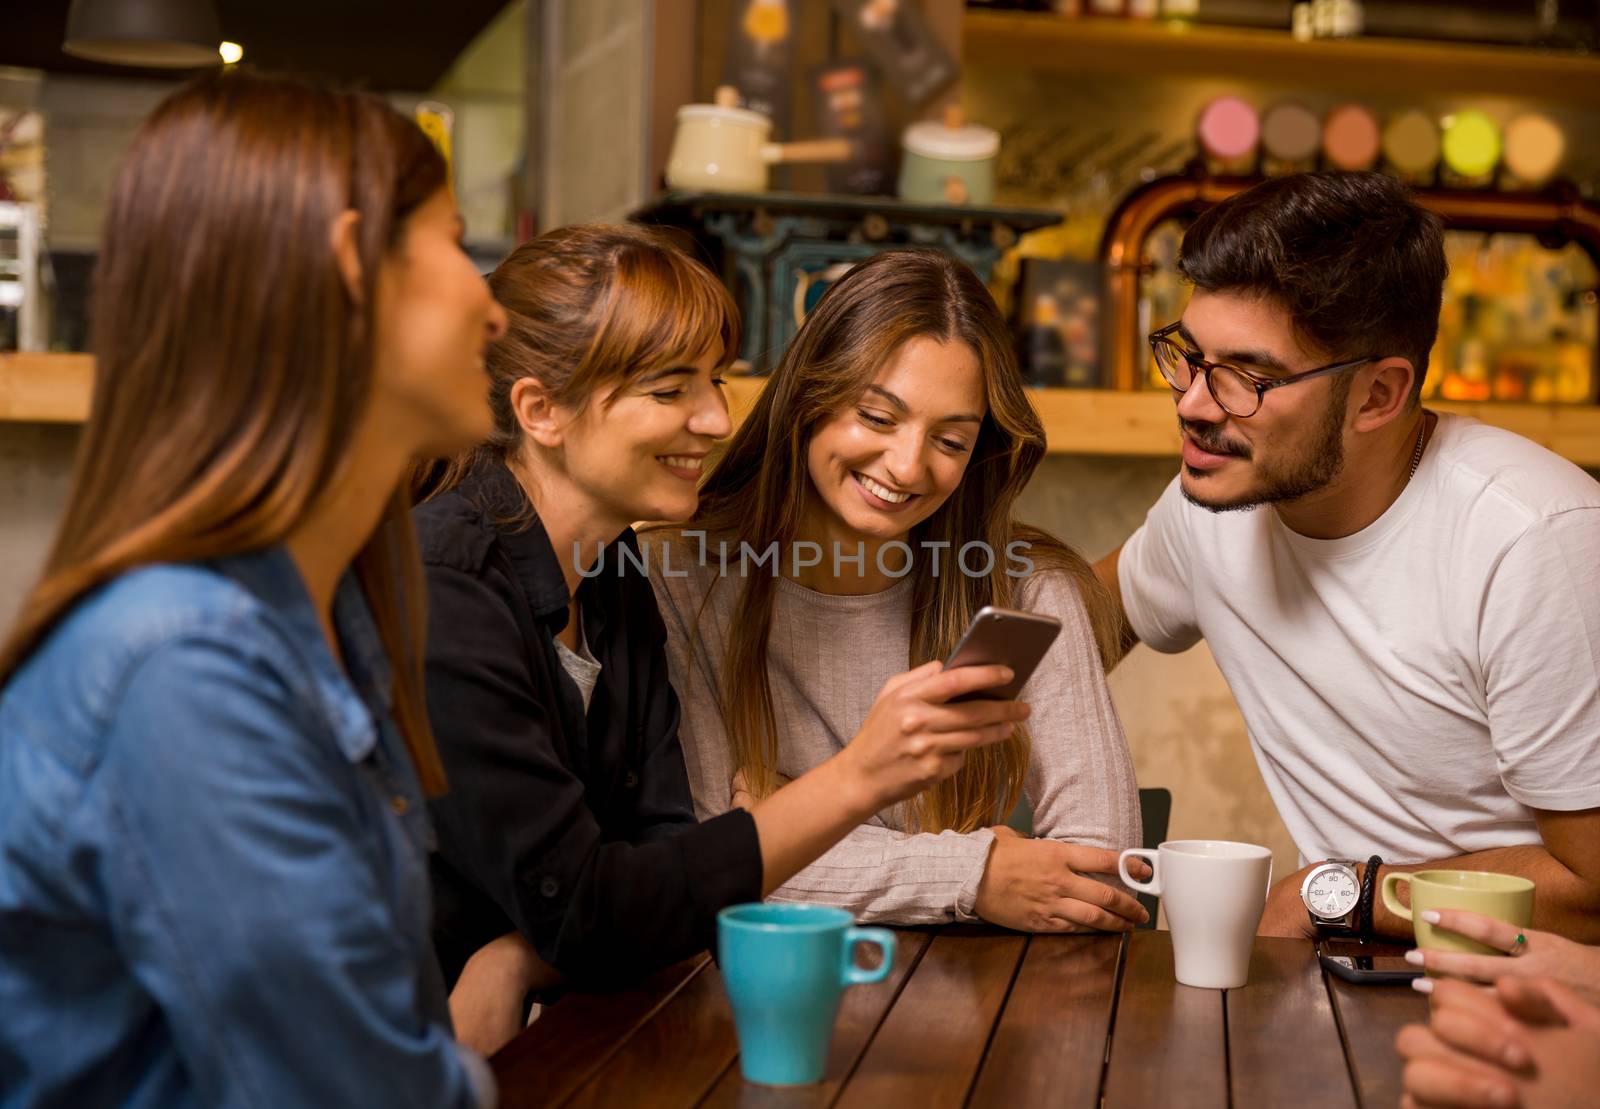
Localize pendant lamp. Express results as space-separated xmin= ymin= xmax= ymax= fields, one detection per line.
xmin=62 ymin=0 xmax=222 ymax=69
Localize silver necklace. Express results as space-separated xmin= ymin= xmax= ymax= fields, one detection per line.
xmin=1406 ymin=413 xmax=1429 ymax=481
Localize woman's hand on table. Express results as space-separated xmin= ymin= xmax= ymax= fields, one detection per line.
xmin=449 ymin=932 xmax=563 ymax=1058
xmin=975 ymin=826 xmax=1151 ymax=933
xmin=1397 ymin=976 xmax=1600 ymax=1109
xmin=1404 ymin=910 xmax=1600 ymax=1004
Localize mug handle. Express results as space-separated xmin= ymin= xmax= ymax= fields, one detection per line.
xmin=1118 ymin=848 xmax=1161 ymax=895
xmin=1381 ymin=873 xmax=1413 ymax=923
xmin=842 ymin=927 xmax=896 ymax=986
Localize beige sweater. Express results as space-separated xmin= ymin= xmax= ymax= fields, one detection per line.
xmin=646 ymin=539 xmax=1142 ymax=925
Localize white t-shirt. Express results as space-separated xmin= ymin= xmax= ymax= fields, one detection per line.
xmin=554 ymin=623 xmax=602 ymax=714
xmin=1120 ymin=414 xmax=1600 ymax=864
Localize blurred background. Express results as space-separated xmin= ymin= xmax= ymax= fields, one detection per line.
xmin=5 ymin=0 xmax=1600 ymax=879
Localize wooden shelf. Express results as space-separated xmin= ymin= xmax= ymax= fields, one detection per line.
xmin=5 ymin=356 xmax=1596 ymax=467
xmin=724 ymin=375 xmax=1600 ymax=467
xmin=963 ymin=11 xmax=1600 ymax=107
xmin=0 ymin=352 xmax=93 ymax=423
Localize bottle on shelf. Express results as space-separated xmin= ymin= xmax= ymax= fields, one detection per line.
xmin=1441 ymin=294 xmax=1492 ymax=402
xmin=1328 ymin=0 xmax=1363 ymax=37
xmin=1018 ymin=294 xmax=1069 ymax=388
xmin=1291 ymin=3 xmax=1314 ymax=40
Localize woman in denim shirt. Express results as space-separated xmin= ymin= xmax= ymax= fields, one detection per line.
xmin=0 ymin=72 xmax=507 ymax=1107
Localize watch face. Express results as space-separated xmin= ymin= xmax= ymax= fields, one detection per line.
xmin=1306 ymin=867 xmax=1360 ymax=920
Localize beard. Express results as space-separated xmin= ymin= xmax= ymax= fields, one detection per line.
xmin=1180 ymin=382 xmax=1350 ymax=513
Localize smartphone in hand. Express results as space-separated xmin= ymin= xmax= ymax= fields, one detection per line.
xmin=942 ymin=606 xmax=1061 ymax=702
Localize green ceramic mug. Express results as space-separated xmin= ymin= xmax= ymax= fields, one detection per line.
xmin=1381 ymin=870 xmax=1535 ymax=956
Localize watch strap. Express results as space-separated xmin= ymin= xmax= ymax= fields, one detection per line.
xmin=1358 ymin=855 xmax=1383 ymax=940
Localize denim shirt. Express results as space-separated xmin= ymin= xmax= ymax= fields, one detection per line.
xmin=0 ymin=548 xmax=493 ymax=1109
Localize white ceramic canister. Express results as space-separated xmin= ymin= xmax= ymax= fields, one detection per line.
xmin=898 ymin=107 xmax=1000 ymax=207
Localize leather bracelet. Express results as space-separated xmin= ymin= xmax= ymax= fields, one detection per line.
xmin=1358 ymin=854 xmax=1383 ymax=940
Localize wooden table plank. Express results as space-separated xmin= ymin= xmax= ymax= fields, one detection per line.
xmin=1228 ymin=938 xmax=1358 ymax=1108
xmin=697 ymin=930 xmax=934 ymax=1109
xmin=1325 ymin=958 xmax=1431 ymax=1109
xmin=1103 ymin=930 xmax=1228 ymax=1108
xmin=492 ymin=954 xmax=710 ymax=1109
xmin=561 ymin=959 xmax=742 ymax=1109
xmin=966 ymin=934 xmax=1124 ymax=1109
xmin=832 ymin=926 xmax=1028 ymax=1109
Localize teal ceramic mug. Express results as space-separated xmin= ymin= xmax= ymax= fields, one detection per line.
xmin=718 ymin=903 xmax=895 ymax=1086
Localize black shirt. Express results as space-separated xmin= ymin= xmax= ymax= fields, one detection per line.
xmin=414 ymin=464 xmax=762 ymax=988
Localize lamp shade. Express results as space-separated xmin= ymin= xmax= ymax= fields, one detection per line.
xmin=63 ymin=0 xmax=222 ymax=68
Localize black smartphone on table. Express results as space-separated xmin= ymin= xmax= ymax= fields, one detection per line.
xmin=1319 ymin=952 xmax=1422 ymax=985
xmin=941 ymin=605 xmax=1062 ymax=702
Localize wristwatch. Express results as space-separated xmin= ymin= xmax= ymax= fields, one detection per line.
xmin=1301 ymin=859 xmax=1362 ymax=938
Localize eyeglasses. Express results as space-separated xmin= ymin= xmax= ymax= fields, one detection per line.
xmin=1148 ymin=321 xmax=1377 ymax=418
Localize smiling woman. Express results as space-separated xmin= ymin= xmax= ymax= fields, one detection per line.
xmin=648 ymin=250 xmax=1146 ymax=934
xmin=408 ymin=226 xmax=1027 ymax=1057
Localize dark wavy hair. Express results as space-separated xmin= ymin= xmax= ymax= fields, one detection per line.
xmin=1179 ymin=171 xmax=1447 ymax=404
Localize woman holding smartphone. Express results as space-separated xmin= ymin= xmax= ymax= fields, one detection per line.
xmin=0 ymin=72 xmax=506 ymax=1106
xmin=414 ymin=225 xmax=1024 ymax=1054
xmin=647 ymin=250 xmax=1146 ymax=932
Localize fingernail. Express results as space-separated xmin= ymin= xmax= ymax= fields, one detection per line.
xmin=1412 ymin=977 xmax=1434 ymax=994
xmin=1404 ymin=949 xmax=1425 ymax=965
xmin=1420 ymin=910 xmax=1441 ymax=924
xmin=1489 ymin=1086 xmax=1516 ymax=1108
xmin=1503 ymin=1043 xmax=1529 ymax=1069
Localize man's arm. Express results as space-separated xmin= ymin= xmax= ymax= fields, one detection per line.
xmin=1260 ymin=807 xmax=1600 ymax=942
xmin=1092 ymin=545 xmax=1140 ymax=669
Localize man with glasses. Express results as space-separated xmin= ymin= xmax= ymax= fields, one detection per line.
xmin=1095 ymin=172 xmax=1600 ymax=943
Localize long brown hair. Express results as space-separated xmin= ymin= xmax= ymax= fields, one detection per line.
xmin=688 ymin=250 xmax=1119 ymax=833
xmin=413 ymin=223 xmax=739 ymax=517
xmin=0 ymin=71 xmax=452 ymax=794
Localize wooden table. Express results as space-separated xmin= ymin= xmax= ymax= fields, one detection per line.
xmin=491 ymin=928 xmax=1429 ymax=1108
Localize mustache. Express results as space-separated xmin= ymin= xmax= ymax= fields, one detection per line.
xmin=1178 ymin=418 xmax=1251 ymax=459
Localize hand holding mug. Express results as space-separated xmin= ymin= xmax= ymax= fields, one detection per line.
xmin=1382 ymin=871 xmax=1535 ymax=958
xmin=975 ymin=829 xmax=1150 ymax=933
xmin=1403 ymin=910 xmax=1600 ymax=1003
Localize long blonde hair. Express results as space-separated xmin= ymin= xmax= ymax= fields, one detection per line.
xmin=0 ymin=71 xmax=452 ymax=794
xmin=686 ymin=251 xmax=1119 ymax=833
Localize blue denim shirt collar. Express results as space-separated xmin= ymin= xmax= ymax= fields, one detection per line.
xmin=215 ymin=547 xmax=390 ymax=765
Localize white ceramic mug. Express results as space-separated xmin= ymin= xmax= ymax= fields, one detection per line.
xmin=1118 ymin=840 xmax=1274 ymax=989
